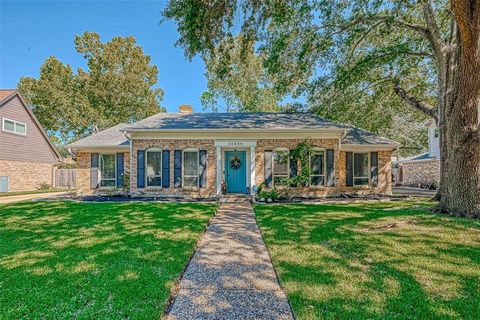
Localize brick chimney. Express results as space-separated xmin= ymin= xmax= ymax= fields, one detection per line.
xmin=179 ymin=104 xmax=193 ymax=113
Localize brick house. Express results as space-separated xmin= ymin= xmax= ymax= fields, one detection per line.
xmin=67 ymin=106 xmax=398 ymax=198
xmin=0 ymin=90 xmax=61 ymax=192
xmin=395 ymin=120 xmax=440 ymax=188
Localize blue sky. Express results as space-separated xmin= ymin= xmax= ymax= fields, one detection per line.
xmin=0 ymin=0 xmax=207 ymax=112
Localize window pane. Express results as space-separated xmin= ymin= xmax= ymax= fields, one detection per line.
xmin=184 ymin=176 xmax=198 ymax=187
xmin=311 ymin=175 xmax=325 ymax=186
xmin=310 ymin=151 xmax=324 ymax=175
xmin=146 ymin=151 xmax=162 ymax=177
xmin=15 ymin=123 xmax=26 ymax=134
xmin=274 ymin=176 xmax=289 ymax=186
xmin=101 ymin=179 xmax=116 ymax=187
xmin=273 ymin=151 xmax=289 ymax=174
xmin=147 ymin=176 xmax=162 ymax=187
xmin=101 ymin=154 xmax=116 ymax=180
xmin=354 ymin=153 xmax=369 ymax=177
xmin=184 ymin=151 xmax=198 ymax=176
xmin=354 ymin=177 xmax=369 ymax=186
xmin=4 ymin=120 xmax=14 ymax=132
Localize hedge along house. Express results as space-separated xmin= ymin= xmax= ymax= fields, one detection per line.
xmin=67 ymin=106 xmax=399 ymax=198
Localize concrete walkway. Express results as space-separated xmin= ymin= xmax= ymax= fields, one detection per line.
xmin=166 ymin=202 xmax=294 ymax=320
xmin=0 ymin=191 xmax=74 ymax=205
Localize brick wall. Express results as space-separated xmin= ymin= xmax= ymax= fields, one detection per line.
xmin=255 ymin=139 xmax=392 ymax=197
xmin=76 ymin=152 xmax=130 ymax=195
xmin=401 ymin=160 xmax=439 ymax=188
xmin=131 ymin=139 xmax=216 ymax=198
xmin=0 ymin=160 xmax=54 ymax=192
xmin=75 ymin=138 xmax=392 ymax=198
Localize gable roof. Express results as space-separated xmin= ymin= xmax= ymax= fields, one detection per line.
xmin=66 ymin=123 xmax=130 ymax=149
xmin=126 ymin=112 xmax=350 ymax=131
xmin=0 ymin=89 xmax=16 ymax=101
xmin=0 ymin=90 xmax=62 ymax=161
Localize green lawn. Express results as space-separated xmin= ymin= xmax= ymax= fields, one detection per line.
xmin=254 ymin=200 xmax=480 ymax=320
xmin=0 ymin=201 xmax=217 ymax=319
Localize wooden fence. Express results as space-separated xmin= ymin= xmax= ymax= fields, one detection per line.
xmin=54 ymin=168 xmax=77 ymax=189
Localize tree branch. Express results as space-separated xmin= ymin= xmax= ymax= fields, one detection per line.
xmin=420 ymin=0 xmax=445 ymax=51
xmin=394 ymin=85 xmax=438 ymax=121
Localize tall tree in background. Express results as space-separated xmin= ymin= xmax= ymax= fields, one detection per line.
xmin=164 ymin=0 xmax=480 ymax=216
xmin=19 ymin=32 xmax=164 ymax=143
xmin=201 ymin=36 xmax=280 ymax=112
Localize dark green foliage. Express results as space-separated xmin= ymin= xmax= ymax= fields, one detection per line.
xmin=18 ymin=32 xmax=164 ymax=143
xmin=163 ymin=0 xmax=448 ymax=155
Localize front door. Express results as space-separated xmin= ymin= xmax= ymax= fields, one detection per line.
xmin=225 ymin=151 xmax=247 ymax=193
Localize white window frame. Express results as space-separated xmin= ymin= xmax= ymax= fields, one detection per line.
xmin=146 ymin=149 xmax=162 ymax=188
xmin=183 ymin=149 xmax=199 ymax=188
xmin=272 ymin=148 xmax=290 ymax=187
xmin=309 ymin=148 xmax=326 ymax=187
xmin=353 ymin=152 xmax=370 ymax=186
xmin=434 ymin=128 xmax=439 ymax=138
xmin=99 ymin=153 xmax=117 ymax=188
xmin=2 ymin=117 xmax=27 ymax=136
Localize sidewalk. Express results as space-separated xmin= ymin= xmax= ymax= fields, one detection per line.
xmin=166 ymin=202 xmax=294 ymax=320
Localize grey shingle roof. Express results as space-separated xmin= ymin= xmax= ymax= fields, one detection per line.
xmin=67 ymin=112 xmax=398 ymax=149
xmin=341 ymin=126 xmax=400 ymax=146
xmin=67 ymin=123 xmax=129 ymax=149
xmin=397 ymin=152 xmax=434 ymax=163
xmin=126 ymin=112 xmax=350 ymax=130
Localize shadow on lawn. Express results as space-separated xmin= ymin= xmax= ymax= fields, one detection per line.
xmin=255 ymin=201 xmax=480 ymax=320
xmin=0 ymin=201 xmax=216 ymax=319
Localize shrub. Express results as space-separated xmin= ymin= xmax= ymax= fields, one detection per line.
xmin=37 ymin=182 xmax=51 ymax=190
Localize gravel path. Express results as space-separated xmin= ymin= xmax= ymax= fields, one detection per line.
xmin=166 ymin=202 xmax=294 ymax=320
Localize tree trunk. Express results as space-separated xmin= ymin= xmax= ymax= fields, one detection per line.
xmin=440 ymin=13 xmax=480 ymax=217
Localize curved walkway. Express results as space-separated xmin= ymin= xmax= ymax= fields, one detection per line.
xmin=166 ymin=202 xmax=294 ymax=320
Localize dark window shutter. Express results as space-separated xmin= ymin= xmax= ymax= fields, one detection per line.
xmin=90 ymin=153 xmax=99 ymax=189
xmin=162 ymin=150 xmax=170 ymax=188
xmin=174 ymin=150 xmax=182 ymax=188
xmin=326 ymin=149 xmax=335 ymax=187
xmin=346 ymin=152 xmax=353 ymax=187
xmin=289 ymin=151 xmax=298 ymax=187
xmin=137 ymin=150 xmax=145 ymax=188
xmin=371 ymin=152 xmax=378 ymax=186
xmin=116 ymin=153 xmax=124 ymax=188
xmin=264 ymin=150 xmax=273 ymax=188
xmin=199 ymin=150 xmax=207 ymax=188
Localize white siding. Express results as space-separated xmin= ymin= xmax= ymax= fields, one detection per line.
xmin=428 ymin=126 xmax=440 ymax=159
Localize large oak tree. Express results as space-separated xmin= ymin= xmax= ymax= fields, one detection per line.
xmin=19 ymin=32 xmax=164 ymax=143
xmin=164 ymin=0 xmax=479 ymax=216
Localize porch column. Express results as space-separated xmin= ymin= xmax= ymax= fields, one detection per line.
xmin=216 ymin=146 xmax=222 ymax=195
xmin=250 ymin=145 xmax=256 ymax=191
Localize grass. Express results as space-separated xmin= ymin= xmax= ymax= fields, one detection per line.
xmin=0 ymin=188 xmax=74 ymax=197
xmin=254 ymin=200 xmax=480 ymax=320
xmin=0 ymin=201 xmax=217 ymax=319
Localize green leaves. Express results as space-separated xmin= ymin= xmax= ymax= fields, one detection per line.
xmin=18 ymin=32 xmax=164 ymax=143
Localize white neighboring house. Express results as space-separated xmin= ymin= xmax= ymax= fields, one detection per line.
xmin=394 ymin=120 xmax=440 ymax=188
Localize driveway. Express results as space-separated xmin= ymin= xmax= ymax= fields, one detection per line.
xmin=166 ymin=202 xmax=294 ymax=320
xmin=392 ymin=187 xmax=437 ymax=197
xmin=0 ymin=191 xmax=74 ymax=205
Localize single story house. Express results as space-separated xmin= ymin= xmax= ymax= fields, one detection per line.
xmin=395 ymin=120 xmax=439 ymax=188
xmin=67 ymin=106 xmax=398 ymax=198
xmin=0 ymin=89 xmax=62 ymax=192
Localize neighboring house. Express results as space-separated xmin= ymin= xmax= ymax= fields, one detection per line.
xmin=396 ymin=120 xmax=440 ymax=188
xmin=0 ymin=90 xmax=62 ymax=192
xmin=67 ymin=105 xmax=399 ymax=198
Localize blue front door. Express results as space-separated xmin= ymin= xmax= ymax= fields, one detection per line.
xmin=225 ymin=151 xmax=247 ymax=193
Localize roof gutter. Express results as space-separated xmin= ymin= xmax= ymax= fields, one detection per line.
xmin=124 ymin=128 xmax=347 ymax=134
